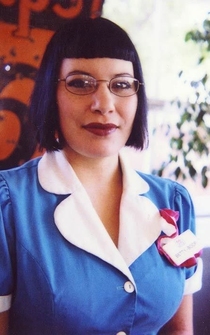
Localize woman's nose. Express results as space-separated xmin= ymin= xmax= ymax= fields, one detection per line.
xmin=90 ymin=83 xmax=115 ymax=115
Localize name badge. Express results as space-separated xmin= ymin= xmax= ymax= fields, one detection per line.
xmin=162 ymin=229 xmax=202 ymax=266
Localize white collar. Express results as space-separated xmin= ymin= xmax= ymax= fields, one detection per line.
xmin=38 ymin=149 xmax=149 ymax=195
xmin=38 ymin=150 xmax=163 ymax=284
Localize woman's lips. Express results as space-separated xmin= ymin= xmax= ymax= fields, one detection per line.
xmin=83 ymin=123 xmax=118 ymax=136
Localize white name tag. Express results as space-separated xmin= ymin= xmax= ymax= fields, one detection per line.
xmin=162 ymin=229 xmax=201 ymax=266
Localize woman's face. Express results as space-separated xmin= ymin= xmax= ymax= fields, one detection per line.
xmin=56 ymin=57 xmax=138 ymax=160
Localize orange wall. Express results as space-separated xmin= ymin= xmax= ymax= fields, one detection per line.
xmin=0 ymin=0 xmax=104 ymax=169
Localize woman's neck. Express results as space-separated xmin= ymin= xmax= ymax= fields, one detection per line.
xmin=63 ymin=149 xmax=123 ymax=246
xmin=63 ymin=149 xmax=122 ymax=189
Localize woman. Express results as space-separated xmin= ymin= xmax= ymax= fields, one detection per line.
xmin=0 ymin=17 xmax=202 ymax=335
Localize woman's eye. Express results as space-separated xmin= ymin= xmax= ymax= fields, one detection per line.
xmin=112 ymin=81 xmax=132 ymax=90
xmin=67 ymin=79 xmax=89 ymax=88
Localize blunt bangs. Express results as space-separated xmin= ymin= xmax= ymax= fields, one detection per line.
xmin=54 ymin=17 xmax=137 ymax=63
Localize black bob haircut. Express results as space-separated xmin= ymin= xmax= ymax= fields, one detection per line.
xmin=30 ymin=17 xmax=148 ymax=151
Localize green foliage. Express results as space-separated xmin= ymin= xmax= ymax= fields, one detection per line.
xmin=153 ymin=12 xmax=210 ymax=188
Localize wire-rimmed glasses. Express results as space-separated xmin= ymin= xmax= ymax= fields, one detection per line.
xmin=58 ymin=74 xmax=143 ymax=97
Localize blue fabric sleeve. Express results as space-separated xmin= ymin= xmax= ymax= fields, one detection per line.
xmin=173 ymin=182 xmax=196 ymax=235
xmin=0 ymin=174 xmax=15 ymax=296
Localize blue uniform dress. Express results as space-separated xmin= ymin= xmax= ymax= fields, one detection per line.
xmin=0 ymin=150 xmax=202 ymax=335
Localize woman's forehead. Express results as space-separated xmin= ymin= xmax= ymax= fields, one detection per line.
xmin=59 ymin=58 xmax=134 ymax=77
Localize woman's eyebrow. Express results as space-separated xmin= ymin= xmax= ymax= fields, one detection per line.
xmin=65 ymin=70 xmax=92 ymax=76
xmin=64 ymin=71 xmax=134 ymax=78
xmin=113 ymin=73 xmax=133 ymax=78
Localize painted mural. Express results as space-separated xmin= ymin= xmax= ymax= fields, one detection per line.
xmin=0 ymin=0 xmax=104 ymax=169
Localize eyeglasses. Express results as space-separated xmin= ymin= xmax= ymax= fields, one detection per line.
xmin=58 ymin=74 xmax=143 ymax=97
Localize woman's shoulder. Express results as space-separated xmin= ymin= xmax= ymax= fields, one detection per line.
xmin=136 ymin=171 xmax=189 ymax=194
xmin=0 ymin=157 xmax=41 ymax=195
xmin=0 ymin=157 xmax=41 ymax=176
xmin=136 ymin=171 xmax=193 ymax=209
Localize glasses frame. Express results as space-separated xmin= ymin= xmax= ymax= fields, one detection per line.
xmin=58 ymin=74 xmax=144 ymax=97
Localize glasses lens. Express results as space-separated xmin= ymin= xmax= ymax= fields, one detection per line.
xmin=65 ymin=75 xmax=96 ymax=95
xmin=110 ymin=77 xmax=139 ymax=97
